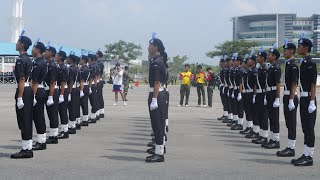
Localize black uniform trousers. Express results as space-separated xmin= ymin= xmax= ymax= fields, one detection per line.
xmin=97 ymin=81 xmax=104 ymax=110
xmin=224 ymin=87 xmax=232 ymax=114
xmin=242 ymin=92 xmax=248 ymax=120
xmin=148 ymin=91 xmax=166 ymax=145
xmin=234 ymin=89 xmax=244 ymax=118
xmin=246 ymin=92 xmax=255 ymax=123
xmin=80 ymin=85 xmax=90 ymax=116
xmin=164 ymin=89 xmax=169 ymax=120
xmin=220 ymin=86 xmax=227 ymax=112
xmin=68 ymin=88 xmax=79 ymax=122
xmin=266 ymin=91 xmax=279 ymax=133
xmin=15 ymin=86 xmax=33 ymax=140
xmin=46 ymin=89 xmax=59 ymax=129
xmin=255 ymin=93 xmax=268 ymax=130
xmin=75 ymin=87 xmax=80 ymax=119
xmin=283 ymin=95 xmax=298 ymax=140
xmin=33 ymin=88 xmax=46 ymax=134
xmin=300 ymin=97 xmax=317 ymax=147
xmin=228 ymin=88 xmax=234 ymax=115
xmin=89 ymin=85 xmax=99 ymax=114
xmin=197 ymin=83 xmax=206 ymax=105
xmin=58 ymin=88 xmax=69 ymax=125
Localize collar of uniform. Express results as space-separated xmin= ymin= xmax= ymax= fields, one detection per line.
xmin=35 ymin=57 xmax=43 ymax=62
xmin=19 ymin=52 xmax=28 ymax=57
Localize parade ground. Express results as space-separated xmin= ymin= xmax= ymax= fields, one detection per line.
xmin=0 ymin=84 xmax=319 ymax=180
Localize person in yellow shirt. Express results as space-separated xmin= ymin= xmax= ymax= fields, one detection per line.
xmin=196 ymin=65 xmax=207 ymax=107
xmin=179 ymin=64 xmax=192 ymax=107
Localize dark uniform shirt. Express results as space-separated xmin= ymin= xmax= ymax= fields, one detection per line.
xmin=256 ymin=64 xmax=267 ymax=90
xmin=44 ymin=60 xmax=58 ymax=87
xmin=266 ymin=62 xmax=281 ymax=88
xmin=31 ymin=57 xmax=47 ymax=84
xmin=96 ymin=59 xmax=104 ymax=77
xmin=248 ymin=66 xmax=257 ymax=90
xmin=57 ymin=63 xmax=68 ymax=87
xmin=223 ymin=67 xmax=229 ymax=86
xmin=234 ymin=66 xmax=243 ymax=87
xmin=241 ymin=68 xmax=249 ymax=91
xmin=228 ymin=68 xmax=235 ymax=87
xmin=88 ymin=63 xmax=98 ymax=82
xmin=299 ymin=56 xmax=317 ymax=92
xmin=284 ymin=59 xmax=299 ymax=91
xmin=80 ymin=65 xmax=90 ymax=83
xmin=14 ymin=53 xmax=33 ymax=83
xmin=148 ymin=55 xmax=166 ymax=87
xmin=68 ymin=64 xmax=78 ymax=86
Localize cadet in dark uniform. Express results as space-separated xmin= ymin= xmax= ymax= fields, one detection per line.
xmin=67 ymin=54 xmax=80 ymax=134
xmin=261 ymin=45 xmax=281 ymax=149
xmin=11 ymin=33 xmax=34 ymax=159
xmin=277 ymin=41 xmax=299 ymax=156
xmin=79 ymin=54 xmax=90 ymax=126
xmin=74 ymin=56 xmax=82 ymax=130
xmin=239 ymin=55 xmax=252 ymax=133
xmin=145 ymin=37 xmax=167 ymax=163
xmin=291 ymin=37 xmax=317 ymax=166
xmin=222 ymin=57 xmax=234 ymax=123
xmin=251 ymin=48 xmax=269 ymax=145
xmin=31 ymin=40 xmax=48 ymax=150
xmin=55 ymin=48 xmax=70 ymax=139
xmin=231 ymin=54 xmax=244 ymax=130
xmin=88 ymin=54 xmax=99 ymax=123
xmin=217 ymin=57 xmax=228 ymax=120
xmin=96 ymin=50 xmax=105 ymax=118
xmin=161 ymin=51 xmax=170 ymax=134
xmin=244 ymin=50 xmax=259 ymax=139
xmin=43 ymin=45 xmax=59 ymax=144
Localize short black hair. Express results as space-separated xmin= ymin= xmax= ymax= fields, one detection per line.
xmin=185 ymin=64 xmax=190 ymax=68
xmin=125 ymin=66 xmax=129 ymax=70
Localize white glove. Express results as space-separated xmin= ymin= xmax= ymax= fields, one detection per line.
xmin=231 ymin=92 xmax=235 ymax=98
xmin=17 ymin=97 xmax=24 ymax=110
xmin=308 ymin=100 xmax=316 ymax=114
xmin=89 ymin=88 xmax=92 ymax=95
xmin=68 ymin=94 xmax=71 ymax=102
xmin=59 ymin=95 xmax=64 ymax=104
xmin=227 ymin=90 xmax=230 ymax=97
xmin=264 ymin=96 xmax=267 ymax=105
xmin=80 ymin=91 xmax=84 ymax=98
xmin=237 ymin=93 xmax=242 ymax=101
xmin=273 ymin=98 xmax=280 ymax=108
xmin=150 ymin=98 xmax=158 ymax=111
xmin=222 ymin=87 xmax=225 ymax=94
xmin=288 ymin=99 xmax=295 ymax=111
xmin=33 ymin=95 xmax=37 ymax=106
xmin=47 ymin=96 xmax=54 ymax=106
xmin=252 ymin=95 xmax=256 ymax=104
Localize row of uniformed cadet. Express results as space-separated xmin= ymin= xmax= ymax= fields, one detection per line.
xmin=217 ymin=36 xmax=317 ymax=166
xmin=11 ymin=32 xmax=105 ymax=159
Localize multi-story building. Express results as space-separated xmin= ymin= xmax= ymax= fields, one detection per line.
xmin=232 ymin=14 xmax=320 ymax=53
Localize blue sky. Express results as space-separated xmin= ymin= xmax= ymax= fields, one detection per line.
xmin=0 ymin=0 xmax=319 ymax=65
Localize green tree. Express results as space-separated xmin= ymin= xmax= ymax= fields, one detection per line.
xmin=206 ymin=40 xmax=258 ymax=58
xmin=168 ymin=55 xmax=188 ymax=76
xmin=104 ymin=40 xmax=142 ymax=65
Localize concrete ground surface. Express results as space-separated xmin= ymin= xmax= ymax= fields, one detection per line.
xmin=0 ymin=84 xmax=319 ymax=180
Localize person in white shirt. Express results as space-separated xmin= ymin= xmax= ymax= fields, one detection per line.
xmin=113 ymin=63 xmax=126 ymax=106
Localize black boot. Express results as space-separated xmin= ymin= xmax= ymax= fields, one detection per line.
xmin=165 ymin=134 xmax=168 ymax=141
xmin=217 ymin=115 xmax=227 ymax=120
xmin=222 ymin=119 xmax=232 ymax=124
xmin=293 ymin=155 xmax=313 ymax=166
xmin=147 ymin=146 xmax=166 ymax=154
xmin=11 ymin=150 xmax=33 ymax=159
xmin=76 ymin=124 xmax=81 ymax=130
xmin=227 ymin=120 xmax=237 ymax=127
xmin=151 ymin=133 xmax=155 ymax=137
xmin=240 ymin=127 xmax=252 ymax=134
xmin=68 ymin=128 xmax=77 ymax=134
xmin=80 ymin=121 xmax=89 ymax=127
xmin=252 ymin=136 xmax=267 ymax=144
xmin=277 ymin=148 xmax=295 ymax=157
xmin=88 ymin=118 xmax=96 ymax=124
xmin=57 ymin=132 xmax=69 ymax=139
xmin=96 ymin=115 xmax=100 ymax=121
xmin=145 ymin=154 xmax=164 ymax=163
xmin=231 ymin=124 xmax=243 ymax=130
xmin=46 ymin=136 xmax=58 ymax=144
xmin=166 ymin=126 xmax=169 ymax=133
xmin=245 ymin=131 xmax=259 ymax=139
xmin=32 ymin=142 xmax=46 ymax=151
xmin=262 ymin=140 xmax=280 ymax=149
xmin=147 ymin=142 xmax=155 ymax=147
xmin=99 ymin=113 xmax=104 ymax=119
